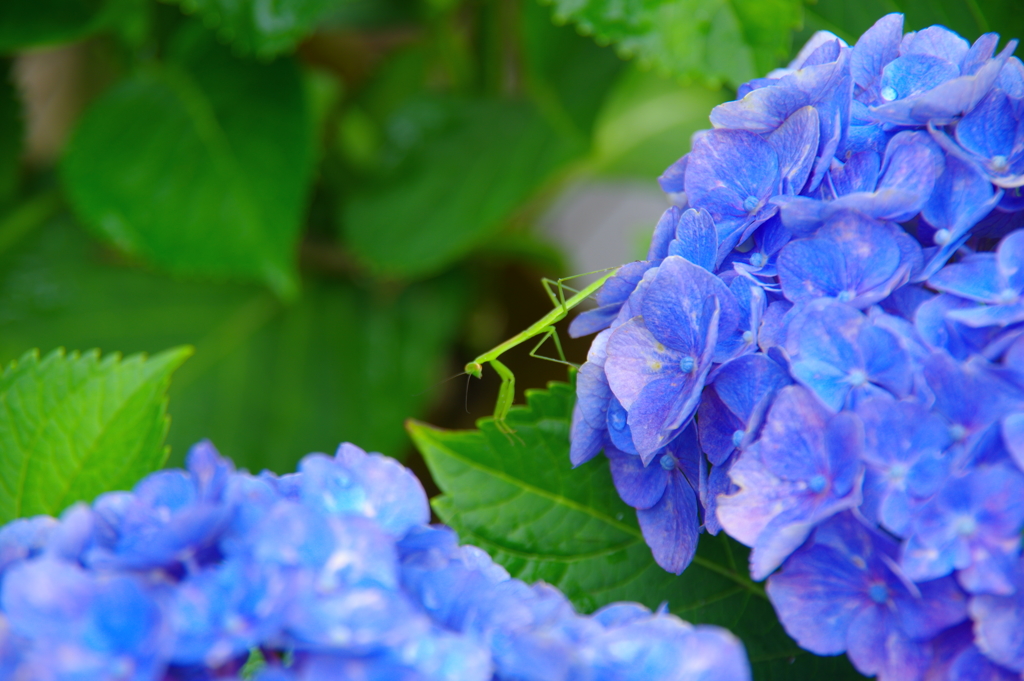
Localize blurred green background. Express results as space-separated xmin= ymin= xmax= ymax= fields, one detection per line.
xmin=0 ymin=0 xmax=1019 ymax=476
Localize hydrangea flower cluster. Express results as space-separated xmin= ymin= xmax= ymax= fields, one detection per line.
xmin=0 ymin=441 xmax=750 ymax=681
xmin=569 ymin=13 xmax=1024 ymax=680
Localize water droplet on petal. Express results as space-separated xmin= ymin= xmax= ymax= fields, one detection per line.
xmin=837 ymin=290 xmax=855 ymax=302
xmin=732 ymin=430 xmax=745 ymax=447
xmin=992 ymin=155 xmax=1009 ymax=172
xmin=934 ymin=229 xmax=951 ymax=246
xmin=881 ymin=86 xmax=897 ymax=101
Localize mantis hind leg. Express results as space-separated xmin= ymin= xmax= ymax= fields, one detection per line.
xmin=528 ymin=326 xmax=577 ymax=368
xmin=488 ymin=359 xmax=519 ymax=439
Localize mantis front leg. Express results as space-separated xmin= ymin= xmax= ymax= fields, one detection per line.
xmin=488 ymin=358 xmax=516 ymax=435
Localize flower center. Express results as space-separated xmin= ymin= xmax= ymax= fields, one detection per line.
xmin=732 ymin=429 xmax=745 ymax=447
xmin=749 ymin=252 xmax=767 ymax=268
xmin=997 ymin=288 xmax=1018 ymax=304
xmin=837 ymin=290 xmax=855 ymax=302
xmin=934 ymin=229 xmax=951 ymax=246
xmin=679 ymin=356 xmax=695 ymax=373
xmin=881 ymin=86 xmax=897 ymax=101
xmin=742 ymin=195 xmax=760 ymax=213
xmin=868 ymin=583 xmax=888 ymax=604
xmin=992 ymin=155 xmax=1009 ymax=172
xmin=742 ymin=330 xmax=755 ymax=344
xmin=955 ymin=516 xmax=977 ymax=536
xmin=808 ymin=474 xmax=827 ymax=493
xmin=848 ymin=369 xmax=868 ymax=386
xmin=659 ymin=454 xmax=676 ymax=470
xmin=949 ymin=423 xmax=967 ymax=441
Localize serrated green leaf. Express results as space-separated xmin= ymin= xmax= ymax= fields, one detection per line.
xmin=61 ymin=27 xmax=313 ymax=297
xmin=800 ymin=0 xmax=1024 ymax=47
xmin=169 ymin=0 xmax=356 ymax=57
xmin=341 ymin=98 xmax=584 ymax=279
xmin=0 ymin=215 xmax=469 ymax=473
xmin=541 ymin=0 xmax=803 ymax=87
xmin=0 ymin=345 xmax=191 ymax=523
xmin=0 ymin=61 xmax=22 ymax=207
xmin=0 ymin=0 xmax=111 ymax=52
xmin=409 ymin=381 xmax=867 ymax=680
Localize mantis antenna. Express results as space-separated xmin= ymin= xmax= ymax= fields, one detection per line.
xmin=465 ymin=266 xmax=619 ymax=435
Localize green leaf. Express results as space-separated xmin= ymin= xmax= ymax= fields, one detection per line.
xmin=61 ymin=26 xmax=314 ymax=297
xmin=800 ymin=0 xmax=1024 ymax=47
xmin=409 ymin=381 xmax=868 ymax=680
xmin=0 ymin=61 xmax=22 ymax=207
xmin=541 ymin=0 xmax=803 ymax=87
xmin=168 ymin=0 xmax=355 ymax=57
xmin=0 ymin=215 xmax=470 ymax=473
xmin=0 ymin=0 xmax=111 ymax=51
xmin=0 ymin=345 xmax=191 ymax=523
xmin=341 ymin=98 xmax=584 ymax=279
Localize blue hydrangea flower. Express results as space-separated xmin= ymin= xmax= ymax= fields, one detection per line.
xmin=0 ymin=442 xmax=754 ymax=681
xmin=606 ymin=426 xmax=701 ymax=574
xmin=766 ymin=513 xmax=967 ymax=681
xmin=855 ymin=394 xmax=951 ymax=536
xmin=969 ymin=559 xmax=1024 ymax=672
xmin=929 ymin=230 xmax=1024 ymax=328
xmin=901 ymin=463 xmax=1024 ymax=593
xmin=777 ymin=211 xmax=923 ymax=309
xmin=604 ymin=256 xmax=739 ymax=460
xmin=717 ymin=385 xmax=864 ymax=579
xmin=785 ymin=302 xmax=913 ymax=411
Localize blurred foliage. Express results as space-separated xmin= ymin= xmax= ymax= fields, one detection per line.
xmin=0 ymin=0 xmax=1010 ymax=483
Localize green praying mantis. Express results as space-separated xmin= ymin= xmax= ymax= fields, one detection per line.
xmin=464 ymin=266 xmax=620 ymax=435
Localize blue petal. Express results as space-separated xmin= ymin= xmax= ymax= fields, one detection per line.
xmin=903 ymin=25 xmax=970 ymax=65
xmin=767 ymin=106 xmax=819 ymax=195
xmin=607 ymin=447 xmax=666 ymax=510
xmin=997 ymin=230 xmax=1024 ymax=293
xmin=829 ymin=151 xmax=880 ymax=196
xmin=637 ymin=472 xmax=699 ymax=574
xmin=831 ymin=131 xmax=945 ymax=222
xmin=850 ymin=14 xmax=903 ymax=93
xmin=1003 ymin=413 xmax=1024 ymax=472
xmin=929 ymin=254 xmax=1001 ymax=302
xmin=639 ymin=256 xmax=739 ymax=355
xmin=696 ymin=387 xmax=744 ymax=466
xmin=668 ymin=208 xmax=717 ymax=271
xmin=684 ymin=129 xmax=779 ymax=234
xmin=956 ymin=90 xmax=1019 ymax=160
xmin=712 ymin=354 xmax=791 ymax=425
xmin=647 ymin=206 xmax=681 ymax=261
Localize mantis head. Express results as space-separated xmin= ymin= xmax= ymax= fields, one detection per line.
xmin=465 ymin=362 xmax=484 ymax=378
